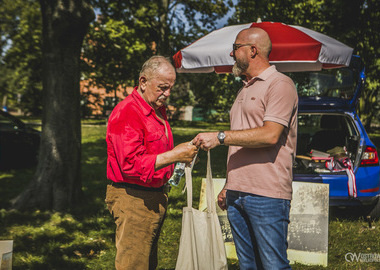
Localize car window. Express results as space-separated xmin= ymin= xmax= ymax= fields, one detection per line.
xmin=342 ymin=115 xmax=358 ymax=136
xmin=298 ymin=113 xmax=357 ymax=137
xmin=297 ymin=113 xmax=359 ymax=157
xmin=286 ymin=68 xmax=358 ymax=99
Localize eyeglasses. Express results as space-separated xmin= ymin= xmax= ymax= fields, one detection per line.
xmin=232 ymin=43 xmax=254 ymax=51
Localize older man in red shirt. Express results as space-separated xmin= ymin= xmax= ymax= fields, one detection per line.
xmin=106 ymin=56 xmax=197 ymax=270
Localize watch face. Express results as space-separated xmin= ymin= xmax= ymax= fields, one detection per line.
xmin=218 ymin=131 xmax=225 ymax=141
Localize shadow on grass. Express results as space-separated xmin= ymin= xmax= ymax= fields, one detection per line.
xmin=0 ymin=125 xmax=225 ymax=269
xmin=0 ymin=208 xmax=112 ymax=270
xmin=0 ymin=168 xmax=35 ymax=209
xmin=329 ymin=204 xmax=379 ymax=223
xmin=0 ymin=137 xmax=115 ymax=270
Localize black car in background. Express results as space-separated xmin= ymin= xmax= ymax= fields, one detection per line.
xmin=0 ymin=110 xmax=40 ymax=170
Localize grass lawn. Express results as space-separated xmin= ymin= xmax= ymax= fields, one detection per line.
xmin=0 ymin=122 xmax=379 ymax=269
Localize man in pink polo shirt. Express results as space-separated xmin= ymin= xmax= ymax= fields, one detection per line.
xmin=193 ymin=27 xmax=298 ymax=269
xmin=106 ymin=56 xmax=198 ymax=270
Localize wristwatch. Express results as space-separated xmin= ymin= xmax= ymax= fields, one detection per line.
xmin=217 ymin=131 xmax=226 ymax=145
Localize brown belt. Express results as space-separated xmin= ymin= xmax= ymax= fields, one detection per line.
xmin=109 ymin=180 xmax=166 ymax=192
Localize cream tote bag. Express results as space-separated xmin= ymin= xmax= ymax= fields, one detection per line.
xmin=175 ymin=151 xmax=228 ymax=270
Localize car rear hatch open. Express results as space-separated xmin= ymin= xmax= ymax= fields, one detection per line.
xmin=287 ymin=56 xmax=366 ymax=176
xmin=289 ymin=55 xmax=365 ymax=112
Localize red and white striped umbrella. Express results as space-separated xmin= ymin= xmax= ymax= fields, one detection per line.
xmin=173 ymin=22 xmax=353 ymax=73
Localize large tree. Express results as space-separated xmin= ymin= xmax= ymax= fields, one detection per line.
xmin=12 ymin=0 xmax=95 ymax=210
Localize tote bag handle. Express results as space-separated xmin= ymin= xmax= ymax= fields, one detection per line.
xmin=185 ymin=151 xmax=215 ymax=211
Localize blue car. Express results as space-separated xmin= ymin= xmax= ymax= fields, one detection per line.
xmin=289 ymin=56 xmax=380 ymax=217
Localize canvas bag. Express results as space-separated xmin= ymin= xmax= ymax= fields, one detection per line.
xmin=175 ymin=151 xmax=228 ymax=270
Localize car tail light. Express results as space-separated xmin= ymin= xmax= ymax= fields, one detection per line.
xmin=360 ymin=146 xmax=379 ymax=166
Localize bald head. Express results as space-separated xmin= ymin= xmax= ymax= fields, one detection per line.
xmin=237 ymin=27 xmax=272 ymax=59
xmin=231 ymin=27 xmax=272 ymax=78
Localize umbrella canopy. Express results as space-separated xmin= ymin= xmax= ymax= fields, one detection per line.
xmin=173 ymin=22 xmax=354 ymax=73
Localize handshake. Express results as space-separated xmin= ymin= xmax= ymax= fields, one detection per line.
xmin=168 ymin=132 xmax=224 ymax=186
xmin=170 ymin=131 xmax=224 ymax=165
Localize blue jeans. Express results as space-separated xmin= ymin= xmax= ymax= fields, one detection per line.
xmin=226 ymin=190 xmax=291 ymax=270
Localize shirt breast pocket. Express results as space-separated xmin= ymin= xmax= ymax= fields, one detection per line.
xmin=146 ymin=132 xmax=165 ymax=154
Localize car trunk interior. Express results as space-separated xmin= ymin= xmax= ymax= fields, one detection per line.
xmin=294 ymin=113 xmax=361 ymax=174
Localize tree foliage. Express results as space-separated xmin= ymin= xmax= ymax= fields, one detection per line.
xmin=0 ymin=0 xmax=43 ymax=115
xmin=357 ymin=0 xmax=380 ymax=129
xmin=82 ymin=17 xmax=147 ymax=94
xmin=82 ymin=0 xmax=233 ymax=113
xmin=230 ymin=0 xmax=380 ymax=129
xmin=1 ymin=0 xmax=379 ymax=126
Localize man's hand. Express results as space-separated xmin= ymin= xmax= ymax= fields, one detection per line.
xmin=192 ymin=132 xmax=219 ymax=151
xmin=217 ymin=188 xmax=227 ymax=211
xmin=171 ymin=142 xmax=198 ymax=164
xmin=155 ymin=141 xmax=198 ymax=170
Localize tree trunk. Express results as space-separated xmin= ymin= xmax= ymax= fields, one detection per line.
xmin=158 ymin=0 xmax=170 ymax=56
xmin=11 ymin=0 xmax=94 ymax=211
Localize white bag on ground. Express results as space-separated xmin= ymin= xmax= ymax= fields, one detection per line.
xmin=0 ymin=240 xmax=13 ymax=270
xmin=175 ymin=151 xmax=228 ymax=270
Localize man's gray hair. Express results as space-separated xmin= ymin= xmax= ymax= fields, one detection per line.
xmin=139 ymin=56 xmax=174 ymax=79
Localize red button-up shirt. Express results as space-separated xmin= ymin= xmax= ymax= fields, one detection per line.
xmin=106 ymin=88 xmax=174 ymax=188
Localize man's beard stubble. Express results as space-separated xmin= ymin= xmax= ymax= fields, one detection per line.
xmin=232 ymin=58 xmax=249 ymax=77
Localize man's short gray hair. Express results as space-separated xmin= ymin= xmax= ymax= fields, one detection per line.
xmin=139 ymin=56 xmax=174 ymax=79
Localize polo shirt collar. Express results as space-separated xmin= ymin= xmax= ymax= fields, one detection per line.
xmin=243 ymin=65 xmax=277 ymax=87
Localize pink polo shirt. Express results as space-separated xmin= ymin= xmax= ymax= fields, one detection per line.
xmin=226 ymin=66 xmax=298 ymax=200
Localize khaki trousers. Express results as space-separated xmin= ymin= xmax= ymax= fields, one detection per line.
xmin=105 ymin=184 xmax=168 ymax=270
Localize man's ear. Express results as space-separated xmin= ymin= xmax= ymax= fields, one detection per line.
xmin=251 ymin=46 xmax=258 ymax=58
xmin=139 ymin=76 xmax=147 ymax=91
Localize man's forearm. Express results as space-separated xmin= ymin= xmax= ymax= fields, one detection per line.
xmin=224 ymin=122 xmax=284 ymax=148
xmin=193 ymin=121 xmax=285 ymax=150
xmin=155 ymin=151 xmax=177 ymax=171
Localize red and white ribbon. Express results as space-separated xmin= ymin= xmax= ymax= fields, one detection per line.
xmin=326 ymin=157 xmax=357 ymax=198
